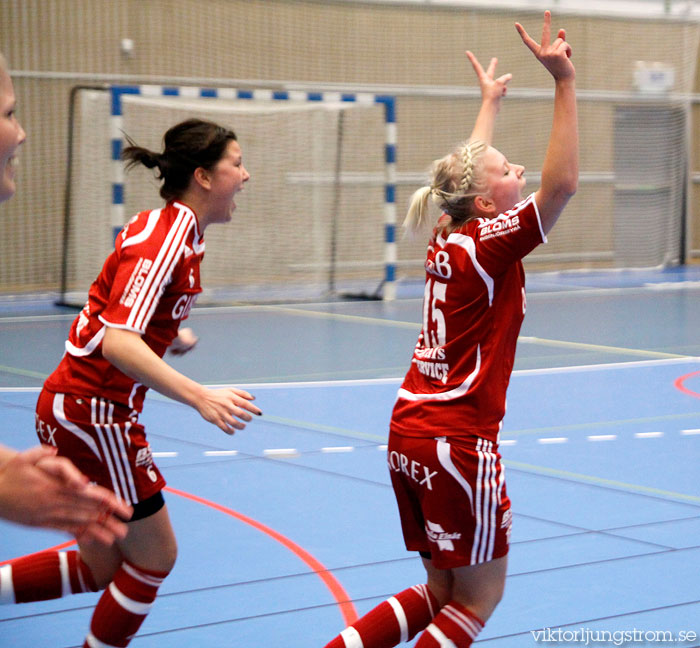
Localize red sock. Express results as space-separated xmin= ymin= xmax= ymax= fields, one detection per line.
xmin=0 ymin=550 xmax=97 ymax=604
xmin=324 ymin=584 xmax=440 ymax=648
xmin=414 ymin=601 xmax=484 ymax=648
xmin=83 ymin=559 xmax=167 ymax=648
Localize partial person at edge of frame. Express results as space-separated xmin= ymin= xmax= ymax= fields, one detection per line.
xmin=0 ymin=52 xmax=133 ymax=545
xmin=323 ymin=10 xmax=577 ymax=648
xmin=0 ymin=99 xmax=263 ymax=646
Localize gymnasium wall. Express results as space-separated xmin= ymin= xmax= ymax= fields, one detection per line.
xmin=1 ymin=0 xmax=698 ymax=291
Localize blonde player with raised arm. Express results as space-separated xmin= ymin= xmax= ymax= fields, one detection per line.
xmin=0 ymin=53 xmax=132 ymax=544
xmin=0 ymin=117 xmax=262 ymax=648
xmin=323 ymin=11 xmax=577 ymax=648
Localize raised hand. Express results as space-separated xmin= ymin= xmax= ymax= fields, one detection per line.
xmin=466 ymin=51 xmax=512 ymax=103
xmin=515 ymin=10 xmax=575 ymax=81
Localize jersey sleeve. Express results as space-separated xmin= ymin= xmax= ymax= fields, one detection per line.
xmin=473 ymin=193 xmax=546 ymax=276
xmin=99 ymin=210 xmax=183 ymax=334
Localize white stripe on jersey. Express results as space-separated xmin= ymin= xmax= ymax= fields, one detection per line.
xmin=127 ymin=382 xmax=141 ymax=410
xmin=436 ymin=439 xmax=474 ymax=515
xmin=99 ymin=399 xmax=138 ymax=505
xmin=52 ymin=393 xmax=101 ymax=459
xmin=136 ymin=207 xmax=192 ymax=330
xmin=471 ymin=439 xmax=501 ymax=564
xmin=396 ymin=345 xmax=481 ymax=402
xmin=516 ymin=193 xmax=546 ymax=243
xmin=126 ymin=205 xmax=193 ymax=331
xmin=91 ymin=398 xmax=123 ymax=502
xmin=100 ymin=399 xmax=131 ymax=503
xmin=90 ymin=398 xmax=138 ymax=504
xmin=471 ymin=438 xmax=485 ymax=564
xmin=446 ymin=233 xmax=494 ymax=306
xmin=121 ymin=208 xmax=161 ymax=250
xmin=478 ymin=441 xmax=496 ymax=563
xmin=173 ymin=201 xmax=204 ymax=253
xmin=113 ymin=420 xmax=138 ymax=503
xmin=65 ymin=324 xmax=105 ymax=357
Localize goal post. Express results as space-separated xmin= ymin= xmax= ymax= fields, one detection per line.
xmin=60 ymin=85 xmax=397 ymax=306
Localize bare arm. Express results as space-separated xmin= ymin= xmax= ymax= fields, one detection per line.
xmin=466 ymin=51 xmax=512 ymax=146
xmin=101 ymin=326 xmax=261 ymax=434
xmin=516 ymin=11 xmax=578 ymax=234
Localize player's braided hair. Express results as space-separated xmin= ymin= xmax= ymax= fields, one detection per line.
xmin=122 ymin=119 xmax=238 ymax=202
xmin=404 ymin=139 xmax=488 ymax=237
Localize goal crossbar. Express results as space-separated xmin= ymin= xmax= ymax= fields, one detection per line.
xmin=108 ymin=85 xmax=398 ymax=300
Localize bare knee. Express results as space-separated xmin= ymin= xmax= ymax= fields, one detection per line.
xmin=78 ymin=543 xmax=122 ymax=591
xmin=131 ymin=534 xmax=177 ymax=575
xmin=452 ymin=556 xmax=507 ymax=622
xmin=154 ymin=537 xmax=178 ymax=574
xmin=117 ymin=504 xmax=178 ymax=575
xmin=422 ymin=556 xmax=452 ymax=608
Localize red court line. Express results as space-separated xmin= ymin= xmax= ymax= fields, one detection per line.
xmin=164 ymin=486 xmax=358 ymax=626
xmin=674 ymin=370 xmax=700 ymax=400
xmin=1 ymin=488 xmax=359 ymax=627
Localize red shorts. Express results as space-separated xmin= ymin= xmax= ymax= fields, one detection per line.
xmin=388 ymin=432 xmax=511 ymax=569
xmin=35 ymin=388 xmax=165 ymax=506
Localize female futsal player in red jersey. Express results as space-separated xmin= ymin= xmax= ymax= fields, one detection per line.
xmin=324 ymin=11 xmax=577 ymax=648
xmin=0 ymin=118 xmax=261 ymax=647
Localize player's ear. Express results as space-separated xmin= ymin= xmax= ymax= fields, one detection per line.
xmin=193 ymin=166 xmax=211 ymax=190
xmin=474 ymin=194 xmax=495 ymax=215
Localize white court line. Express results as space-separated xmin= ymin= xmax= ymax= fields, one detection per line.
xmin=1 ymin=357 xmax=697 ymax=394
xmin=263 ymin=448 xmax=300 ymax=458
xmin=153 ymin=428 xmax=699 ymax=460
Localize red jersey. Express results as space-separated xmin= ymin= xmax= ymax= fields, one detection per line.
xmin=390 ymin=193 xmax=546 ymax=444
xmin=45 ymin=201 xmax=204 ymax=412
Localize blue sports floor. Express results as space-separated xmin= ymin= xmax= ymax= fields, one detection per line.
xmin=0 ymin=267 xmax=699 ymax=647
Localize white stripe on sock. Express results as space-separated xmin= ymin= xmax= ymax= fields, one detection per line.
xmin=58 ymin=551 xmax=70 ymax=598
xmin=85 ymin=632 xmax=121 ymax=648
xmin=417 ymin=584 xmax=436 ymax=618
xmin=108 ymin=582 xmax=153 ymax=615
xmin=0 ymin=564 xmax=15 ymax=604
xmin=426 ymin=623 xmax=458 ymax=647
xmin=387 ymin=595 xmax=409 ymax=643
xmin=441 ymin=605 xmax=482 ymax=639
xmin=121 ymin=562 xmax=164 ymax=587
xmin=340 ymin=625 xmax=364 ymax=648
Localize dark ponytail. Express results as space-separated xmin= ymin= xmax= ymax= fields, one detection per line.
xmin=122 ymin=118 xmax=237 ymax=202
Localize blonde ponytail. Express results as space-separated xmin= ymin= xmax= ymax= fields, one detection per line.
xmin=403 ymin=185 xmax=434 ymax=237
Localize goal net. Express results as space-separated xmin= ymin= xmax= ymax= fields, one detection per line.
xmin=60 ymin=88 xmax=391 ymax=305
